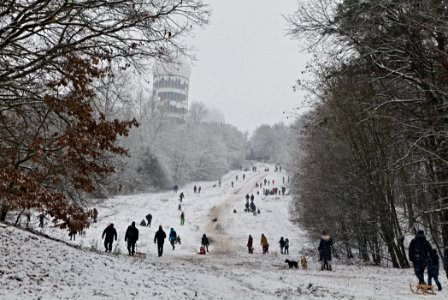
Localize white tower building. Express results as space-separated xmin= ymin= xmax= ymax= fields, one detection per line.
xmin=152 ymin=58 xmax=191 ymax=120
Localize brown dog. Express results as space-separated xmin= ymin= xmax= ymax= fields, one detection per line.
xmin=300 ymin=256 xmax=308 ymax=270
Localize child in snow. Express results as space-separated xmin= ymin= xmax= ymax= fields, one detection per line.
xmin=428 ymin=249 xmax=442 ymax=291
xmin=201 ymin=234 xmax=209 ymax=252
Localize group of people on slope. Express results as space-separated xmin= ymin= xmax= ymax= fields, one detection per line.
xmin=101 ymin=223 xmax=206 ymax=257
xmin=409 ymin=230 xmax=448 ymax=291
xmin=246 ymin=234 xmax=290 ymax=255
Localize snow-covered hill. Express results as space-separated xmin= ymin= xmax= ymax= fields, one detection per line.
xmin=1 ymin=165 xmax=445 ymax=299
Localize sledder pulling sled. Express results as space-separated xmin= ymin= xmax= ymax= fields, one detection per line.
xmin=409 ymin=282 xmax=436 ymax=295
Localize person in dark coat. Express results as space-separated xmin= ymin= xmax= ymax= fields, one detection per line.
xmin=409 ymin=230 xmax=432 ymax=284
xmin=250 ymin=201 xmax=256 ymax=213
xmin=201 ymin=234 xmax=210 ymax=252
xmin=284 ymin=238 xmax=290 ymax=255
xmin=102 ymin=223 xmax=117 ymax=252
xmin=140 ymin=219 xmax=146 ymax=226
xmin=125 ymin=221 xmax=139 ymax=256
xmin=92 ymin=208 xmax=98 ymax=223
xmin=154 ymin=225 xmax=166 ymax=257
xmin=250 ymin=194 xmax=254 ymax=201
xmin=247 ymin=234 xmax=253 ymax=254
xmin=245 ymin=194 xmax=250 ymax=202
xmin=179 ymin=192 xmax=184 ymax=203
xmin=174 ymin=185 xmax=178 ymax=193
xmin=145 ymin=213 xmax=152 ymax=227
xmin=318 ymin=231 xmax=333 ymax=271
xmin=279 ymin=237 xmax=285 ymax=254
xmin=198 ymin=186 xmax=201 ymax=193
xmin=444 ymin=246 xmax=448 ymax=279
xmin=428 ymin=249 xmax=442 ymax=291
xmin=169 ymin=228 xmax=177 ymax=250
xmin=193 ymin=185 xmax=197 ymax=193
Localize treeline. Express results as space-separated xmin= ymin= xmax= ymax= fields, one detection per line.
xmin=103 ymin=98 xmax=247 ymax=194
xmin=0 ymin=0 xmax=210 ymax=232
xmin=287 ymin=0 xmax=448 ymax=268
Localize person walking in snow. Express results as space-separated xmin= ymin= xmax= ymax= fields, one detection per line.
xmin=428 ymin=249 xmax=442 ymax=291
xmin=318 ymin=230 xmax=333 ymax=271
xmin=145 ymin=213 xmax=152 ymax=227
xmin=174 ymin=185 xmax=178 ymax=193
xmin=245 ymin=194 xmax=250 ymax=202
xmin=264 ymin=178 xmax=267 ymax=186
xmin=102 ymin=223 xmax=117 ymax=253
xmin=231 ymin=181 xmax=234 ymax=188
xmin=260 ymin=234 xmax=269 ymax=254
xmin=92 ymin=208 xmax=98 ymax=223
xmin=125 ymin=221 xmax=139 ymax=256
xmin=247 ymin=234 xmax=254 ymax=254
xmin=243 ymin=174 xmax=246 ymax=180
xmin=193 ymin=185 xmax=197 ymax=193
xmin=179 ymin=192 xmax=184 ymax=203
xmin=235 ymin=175 xmax=238 ymax=181
xmin=218 ymin=179 xmax=221 ymax=187
xmin=201 ymin=234 xmax=210 ymax=252
xmin=198 ymin=186 xmax=201 ymax=193
xmin=180 ymin=211 xmax=185 ymax=225
xmin=250 ymin=194 xmax=254 ymax=202
xmin=169 ymin=228 xmax=177 ymax=250
xmin=154 ymin=225 xmax=167 ymax=257
xmin=284 ymin=238 xmax=290 ymax=255
xmin=409 ymin=230 xmax=433 ymax=284
xmin=249 ymin=200 xmax=256 ymax=213
xmin=38 ymin=213 xmax=47 ymax=228
xmin=279 ymin=237 xmax=285 ymax=255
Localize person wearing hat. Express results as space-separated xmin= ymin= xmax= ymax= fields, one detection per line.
xmin=409 ymin=230 xmax=433 ymax=284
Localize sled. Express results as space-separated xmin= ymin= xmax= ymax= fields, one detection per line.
xmin=134 ymin=252 xmax=146 ymax=259
xmin=409 ymin=283 xmax=436 ymax=295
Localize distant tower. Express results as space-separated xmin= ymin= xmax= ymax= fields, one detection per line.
xmin=152 ymin=58 xmax=191 ymax=120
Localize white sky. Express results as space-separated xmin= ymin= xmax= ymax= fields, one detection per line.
xmin=188 ymin=0 xmax=310 ymax=134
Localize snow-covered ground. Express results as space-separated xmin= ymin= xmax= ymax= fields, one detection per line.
xmin=1 ymin=165 xmax=445 ymax=299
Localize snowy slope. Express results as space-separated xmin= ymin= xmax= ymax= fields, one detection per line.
xmin=1 ymin=165 xmax=445 ymax=299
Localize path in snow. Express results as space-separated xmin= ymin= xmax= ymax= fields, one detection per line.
xmin=205 ymin=172 xmax=266 ymax=255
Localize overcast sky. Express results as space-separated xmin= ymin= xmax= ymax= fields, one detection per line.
xmin=188 ymin=0 xmax=310 ymax=134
